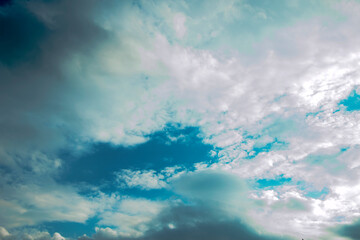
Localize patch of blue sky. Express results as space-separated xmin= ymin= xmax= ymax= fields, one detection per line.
xmin=36 ymin=216 xmax=99 ymax=239
xmin=253 ymin=138 xmax=288 ymax=152
xmin=304 ymin=187 xmax=329 ymax=200
xmin=245 ymin=137 xmax=288 ymax=159
xmin=248 ymin=174 xmax=293 ymax=190
xmin=296 ymin=180 xmax=330 ymax=200
xmin=104 ymin=188 xmax=174 ymax=202
xmin=333 ymin=215 xmax=347 ymax=223
xmin=253 ymin=176 xmax=330 ymax=200
xmin=339 ymin=89 xmax=360 ymax=111
xmin=306 ymin=109 xmax=325 ymax=117
xmin=273 ymin=93 xmax=287 ymax=103
xmin=252 ymin=174 xmax=292 ymax=189
xmin=58 ymin=126 xmax=215 ymax=193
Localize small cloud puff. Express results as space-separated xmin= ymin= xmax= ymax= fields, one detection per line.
xmin=0 ymin=227 xmax=65 ymax=240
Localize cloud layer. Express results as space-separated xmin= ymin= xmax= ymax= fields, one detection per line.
xmin=2 ymin=0 xmax=360 ymax=239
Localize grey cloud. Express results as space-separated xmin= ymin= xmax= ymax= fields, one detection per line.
xmin=172 ymin=170 xmax=247 ymax=197
xmin=0 ymin=0 xmax=167 ymax=169
xmin=0 ymin=1 xmax=48 ymax=67
xmin=170 ymin=170 xmax=252 ymax=216
xmin=82 ymin=204 xmax=293 ymax=240
xmin=82 ymin=170 xmax=294 ymax=240
xmin=0 ymin=181 xmax=97 ymax=228
xmin=141 ymin=207 xmax=291 ymax=240
xmin=0 ymin=0 xmax=109 ymax=159
xmin=0 ymin=0 xmax=111 ymax=228
xmin=334 ymin=219 xmax=360 ymax=240
xmin=0 ymin=0 xmax=169 ymax=229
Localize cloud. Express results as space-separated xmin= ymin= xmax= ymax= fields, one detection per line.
xmin=85 ymin=169 xmax=282 ymax=239
xmin=0 ymin=0 xmax=109 ymax=169
xmin=115 ymin=166 xmax=185 ymax=190
xmin=2 ymin=0 xmax=360 ymax=239
xmin=334 ymin=218 xmax=360 ymax=240
xmin=0 ymin=226 xmax=65 ymax=240
xmin=135 ymin=205 xmax=292 ymax=240
xmin=173 ymin=13 xmax=186 ymax=39
xmin=0 ymin=182 xmax=98 ymax=228
xmin=1 ymin=0 xmax=359 ymax=159
xmin=115 ymin=170 xmax=167 ymax=190
xmin=78 ymin=169 xmax=293 ymax=240
xmin=171 ymin=170 xmax=248 ymax=206
xmin=97 ymin=198 xmax=166 ymax=238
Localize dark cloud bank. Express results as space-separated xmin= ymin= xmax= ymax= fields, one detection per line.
xmin=81 ymin=171 xmax=294 ymax=240
xmin=335 ymin=219 xmax=360 ymax=240
xmin=0 ymin=0 xmax=108 ymax=158
xmin=78 ymin=203 xmax=292 ymax=240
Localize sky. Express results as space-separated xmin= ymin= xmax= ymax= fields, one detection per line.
xmin=1 ymin=0 xmax=360 ymax=239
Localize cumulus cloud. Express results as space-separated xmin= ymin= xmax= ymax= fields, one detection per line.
xmin=0 ymin=182 xmax=98 ymax=228
xmin=116 ymin=170 xmax=167 ymax=190
xmin=97 ymin=198 xmax=167 ymax=238
xmin=0 ymin=226 xmax=65 ymax=240
xmin=76 ymin=170 xmax=293 ymax=240
xmin=135 ymin=205 xmax=291 ymax=240
xmin=115 ymin=166 xmax=185 ymax=190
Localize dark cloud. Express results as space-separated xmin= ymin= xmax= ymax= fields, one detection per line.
xmin=0 ymin=1 xmax=47 ymax=66
xmin=0 ymin=0 xmax=112 ymax=228
xmin=172 ymin=170 xmax=247 ymax=199
xmin=84 ymin=204 xmax=292 ymax=240
xmin=0 ymin=0 xmax=109 ymax=164
xmin=142 ymin=205 xmax=290 ymax=240
xmin=142 ymin=221 xmax=287 ymax=240
xmin=80 ymin=171 xmax=293 ymax=240
xmin=335 ymin=219 xmax=360 ymax=240
xmin=137 ymin=172 xmax=290 ymax=240
xmin=0 ymin=0 xmax=107 ymax=66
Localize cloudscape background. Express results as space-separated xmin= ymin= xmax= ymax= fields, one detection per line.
xmin=1 ymin=0 xmax=360 ymax=239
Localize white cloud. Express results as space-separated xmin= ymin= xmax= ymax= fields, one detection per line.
xmin=116 ymin=169 xmax=167 ymax=190
xmin=98 ymin=198 xmax=167 ymax=237
xmin=0 ymin=227 xmax=10 ymax=239
xmin=116 ymin=166 xmax=186 ymax=190
xmin=92 ymin=227 xmax=119 ymax=239
xmin=0 ymin=226 xmax=66 ymax=240
xmin=0 ymin=182 xmax=98 ymax=228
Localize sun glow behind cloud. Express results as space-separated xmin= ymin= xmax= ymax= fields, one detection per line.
xmin=1 ymin=0 xmax=360 ymax=239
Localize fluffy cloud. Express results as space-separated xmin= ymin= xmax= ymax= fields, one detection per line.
xmin=0 ymin=226 xmax=65 ymax=240
xmin=76 ymin=170 xmax=293 ymax=240
xmin=0 ymin=182 xmax=98 ymax=228
xmin=97 ymin=198 xmax=167 ymax=238
xmin=116 ymin=170 xmax=167 ymax=190
xmin=115 ymin=166 xmax=185 ymax=190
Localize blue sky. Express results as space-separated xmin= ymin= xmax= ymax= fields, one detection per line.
xmin=1 ymin=0 xmax=360 ymax=239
